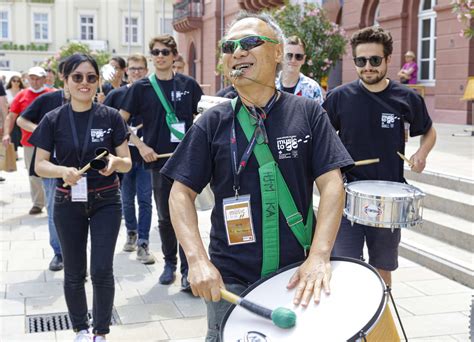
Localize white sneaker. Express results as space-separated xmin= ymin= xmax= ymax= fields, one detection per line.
xmin=74 ymin=329 xmax=91 ymax=342
xmin=93 ymin=336 xmax=106 ymax=341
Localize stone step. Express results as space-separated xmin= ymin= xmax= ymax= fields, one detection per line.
xmin=399 ymin=229 xmax=474 ymax=289
xmin=418 ymin=208 xmax=473 ymax=251
xmin=405 ymin=168 xmax=474 ymax=195
xmin=407 ymin=180 xmax=473 ymax=222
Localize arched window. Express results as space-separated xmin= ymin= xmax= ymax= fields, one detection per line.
xmin=373 ymin=4 xmax=380 ymax=27
xmin=418 ymin=0 xmax=437 ymax=83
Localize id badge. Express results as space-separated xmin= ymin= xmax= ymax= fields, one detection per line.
xmin=223 ymin=195 xmax=256 ymax=246
xmin=170 ymin=122 xmax=185 ymax=143
xmin=71 ymin=175 xmax=88 ymax=202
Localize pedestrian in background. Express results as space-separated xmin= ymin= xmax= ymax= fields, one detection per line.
xmin=30 ymin=53 xmax=131 ymax=341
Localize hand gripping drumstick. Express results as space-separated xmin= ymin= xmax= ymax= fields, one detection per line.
xmin=220 ymin=289 xmax=296 ymax=329
xmin=354 ymin=158 xmax=380 ymax=166
xmin=62 ymin=150 xmax=108 ymax=187
xmin=396 ymin=151 xmax=413 ymax=167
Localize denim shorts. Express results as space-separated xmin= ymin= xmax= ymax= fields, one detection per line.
xmin=331 ymin=217 xmax=401 ymax=271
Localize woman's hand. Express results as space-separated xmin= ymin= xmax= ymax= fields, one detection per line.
xmin=99 ymin=154 xmax=118 ymax=176
xmin=61 ymin=167 xmax=82 ymax=186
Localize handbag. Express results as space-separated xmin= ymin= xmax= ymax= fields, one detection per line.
xmin=0 ymin=142 xmax=17 ymax=172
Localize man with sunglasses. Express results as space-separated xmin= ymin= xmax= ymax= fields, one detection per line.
xmin=323 ymin=26 xmax=436 ymax=287
xmin=120 ymin=35 xmax=203 ymax=292
xmin=276 ymin=35 xmax=324 ymax=104
xmin=162 ymin=12 xmax=353 ymax=341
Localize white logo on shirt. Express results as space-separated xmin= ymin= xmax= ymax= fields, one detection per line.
xmin=171 ymin=90 xmax=190 ymax=102
xmin=381 ymin=113 xmax=399 ymax=128
xmin=276 ymin=134 xmax=310 ymax=159
xmin=91 ymin=128 xmax=112 ymax=142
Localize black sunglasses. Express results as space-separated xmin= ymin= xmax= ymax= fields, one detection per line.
xmin=221 ymin=35 xmax=279 ymax=54
xmin=150 ymin=48 xmax=171 ymax=57
xmin=353 ymin=56 xmax=384 ymax=68
xmin=285 ymin=53 xmax=304 ymax=61
xmin=70 ymin=73 xmax=98 ymax=84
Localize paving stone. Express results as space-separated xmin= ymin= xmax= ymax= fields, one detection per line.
xmin=405 ymin=278 xmax=471 ymax=296
xmin=10 ymin=240 xmax=50 ymax=251
xmin=0 ymin=241 xmax=10 ymax=250
xmin=0 ymin=270 xmax=45 ymax=285
xmin=0 ymin=231 xmax=35 ymax=242
xmin=112 ymin=289 xmax=145 ymax=306
xmin=139 ymin=284 xmax=192 ymax=304
xmin=169 ymin=338 xmax=206 ymax=342
xmin=161 ymin=316 xmax=207 ymax=340
xmin=451 ymin=334 xmax=471 ymax=341
xmin=397 ymin=293 xmax=471 ymax=315
xmin=0 ymin=261 xmax=7 ymax=272
xmin=6 ymin=281 xmax=63 ymax=299
xmin=26 ymin=295 xmax=67 ymax=315
xmin=391 ymin=282 xmax=426 ymax=298
xmin=410 ymin=336 xmax=457 ymax=341
xmin=7 ymin=257 xmax=50 ymax=272
xmin=0 ymin=315 xmax=26 ymax=335
xmin=104 ymin=321 xmax=170 ymax=341
xmin=393 ymin=266 xmax=445 ymax=283
xmin=173 ymin=297 xmax=207 ymax=317
xmin=0 ymin=298 xmax=24 ymax=316
xmin=400 ymin=312 xmax=469 ymax=338
xmin=0 ymin=248 xmax=44 ymax=262
xmin=115 ymin=301 xmax=182 ymax=324
xmin=1 ymin=331 xmax=56 ymax=341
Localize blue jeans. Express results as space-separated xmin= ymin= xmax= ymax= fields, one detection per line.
xmin=54 ymin=187 xmax=122 ymax=335
xmin=42 ymin=178 xmax=61 ymax=256
xmin=121 ymin=161 xmax=152 ymax=245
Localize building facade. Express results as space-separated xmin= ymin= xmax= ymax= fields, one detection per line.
xmin=173 ymin=0 xmax=472 ymax=124
xmin=0 ymin=0 xmax=174 ymax=73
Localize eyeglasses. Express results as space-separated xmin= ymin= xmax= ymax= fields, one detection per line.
xmin=150 ymin=48 xmax=171 ymax=57
xmin=70 ymin=73 xmax=98 ymax=84
xmin=285 ymin=53 xmax=304 ymax=61
xmin=221 ymin=35 xmax=279 ymax=54
xmin=353 ymin=56 xmax=384 ymax=68
xmin=11 ymin=79 xmax=20 ymax=83
xmin=128 ymin=67 xmax=146 ymax=72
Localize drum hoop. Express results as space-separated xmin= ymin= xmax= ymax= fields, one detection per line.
xmin=219 ymin=256 xmax=387 ymax=342
xmin=343 ymin=210 xmax=424 ymax=228
xmin=346 ymin=180 xmax=425 ymax=199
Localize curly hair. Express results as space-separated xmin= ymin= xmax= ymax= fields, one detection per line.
xmin=148 ymin=34 xmax=178 ymax=56
xmin=350 ymin=26 xmax=393 ymax=57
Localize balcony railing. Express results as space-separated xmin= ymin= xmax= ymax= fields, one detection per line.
xmin=173 ymin=0 xmax=203 ymax=22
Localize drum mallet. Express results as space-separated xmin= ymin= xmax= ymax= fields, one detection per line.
xmin=220 ymin=289 xmax=296 ymax=329
xmin=396 ymin=151 xmax=414 ymax=167
xmin=354 ymin=158 xmax=380 ymax=166
xmin=62 ymin=150 xmax=109 ymax=187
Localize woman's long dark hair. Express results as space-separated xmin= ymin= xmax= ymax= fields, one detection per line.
xmin=62 ymin=53 xmax=99 ymax=80
xmin=6 ymin=76 xmax=25 ymax=90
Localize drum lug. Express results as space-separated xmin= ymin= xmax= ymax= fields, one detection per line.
xmin=358 ymin=330 xmax=368 ymax=342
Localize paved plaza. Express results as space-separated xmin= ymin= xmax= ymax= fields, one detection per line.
xmin=0 ymin=123 xmax=472 ymax=341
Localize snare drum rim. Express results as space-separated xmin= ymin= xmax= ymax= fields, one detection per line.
xmin=219 ymin=256 xmax=387 ymax=342
xmin=346 ymin=180 xmax=425 ymax=201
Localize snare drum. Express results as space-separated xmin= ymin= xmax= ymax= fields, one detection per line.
xmin=220 ymin=257 xmax=399 ymax=341
xmin=344 ymin=180 xmax=425 ymax=229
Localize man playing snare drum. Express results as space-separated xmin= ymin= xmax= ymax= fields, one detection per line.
xmin=161 ymin=11 xmax=353 ymax=341
xmin=323 ymin=27 xmax=436 ymax=286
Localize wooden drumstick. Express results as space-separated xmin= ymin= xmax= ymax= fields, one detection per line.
xmin=134 ymin=124 xmax=143 ymax=130
xmin=396 ymin=151 xmax=413 ymax=167
xmin=155 ymin=152 xmax=173 ymax=159
xmin=220 ymin=288 xmax=296 ymax=329
xmin=354 ymin=158 xmax=380 ymax=166
xmin=62 ymin=150 xmax=108 ymax=187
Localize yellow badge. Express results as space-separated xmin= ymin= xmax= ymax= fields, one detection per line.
xmin=223 ymin=195 xmax=256 ymax=245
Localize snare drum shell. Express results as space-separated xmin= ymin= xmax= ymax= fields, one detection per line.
xmin=344 ymin=180 xmax=425 ymax=229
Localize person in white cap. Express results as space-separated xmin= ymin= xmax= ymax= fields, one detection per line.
xmin=2 ymin=66 xmax=53 ymax=215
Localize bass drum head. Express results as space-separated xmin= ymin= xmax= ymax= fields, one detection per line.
xmin=220 ymin=257 xmax=386 ymax=341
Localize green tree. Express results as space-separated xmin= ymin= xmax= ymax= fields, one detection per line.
xmin=452 ymin=0 xmax=473 ymax=39
xmin=268 ymin=2 xmax=347 ymax=83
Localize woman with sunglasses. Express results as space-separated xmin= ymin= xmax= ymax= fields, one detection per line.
xmin=29 ymin=53 xmax=131 ymax=342
xmin=5 ymin=75 xmax=25 ymax=154
xmin=275 ymin=35 xmax=324 ymax=104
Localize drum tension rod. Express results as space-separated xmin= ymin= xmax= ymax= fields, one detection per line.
xmin=385 ymin=286 xmax=409 ymax=341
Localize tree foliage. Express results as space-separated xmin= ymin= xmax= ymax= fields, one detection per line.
xmin=452 ymin=0 xmax=474 ymax=39
xmin=268 ymin=2 xmax=347 ymax=82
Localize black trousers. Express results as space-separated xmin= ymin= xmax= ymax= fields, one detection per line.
xmin=152 ymin=170 xmax=188 ymax=275
xmin=54 ymin=187 xmax=121 ymax=335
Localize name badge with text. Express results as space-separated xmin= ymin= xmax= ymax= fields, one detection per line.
xmin=223 ymin=195 xmax=256 ymax=246
xmin=71 ymin=175 xmax=88 ymax=202
xmin=170 ymin=122 xmax=185 ymax=143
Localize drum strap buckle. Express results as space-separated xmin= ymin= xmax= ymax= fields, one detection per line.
xmin=286 ymin=212 xmax=303 ymax=228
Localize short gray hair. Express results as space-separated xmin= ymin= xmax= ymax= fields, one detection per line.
xmin=227 ymin=11 xmax=285 ymax=45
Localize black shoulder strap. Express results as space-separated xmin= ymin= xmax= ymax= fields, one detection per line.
xmin=358 ymin=80 xmax=404 ymax=120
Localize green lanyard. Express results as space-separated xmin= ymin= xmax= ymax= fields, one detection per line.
xmin=232 ymin=98 xmax=313 ymax=277
xmin=148 ymin=74 xmax=185 ymax=141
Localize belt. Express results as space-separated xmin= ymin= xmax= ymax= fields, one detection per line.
xmin=56 ymin=180 xmax=119 ymax=194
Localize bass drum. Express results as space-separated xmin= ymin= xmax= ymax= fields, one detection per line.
xmin=220 ymin=257 xmax=399 ymax=341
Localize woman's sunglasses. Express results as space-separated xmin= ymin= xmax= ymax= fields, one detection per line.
xmin=150 ymin=48 xmax=171 ymax=57
xmin=70 ymin=73 xmax=98 ymax=84
xmin=285 ymin=53 xmax=304 ymax=61
xmin=11 ymin=79 xmax=20 ymax=83
xmin=353 ymin=56 xmax=384 ymax=68
xmin=221 ymin=35 xmax=279 ymax=54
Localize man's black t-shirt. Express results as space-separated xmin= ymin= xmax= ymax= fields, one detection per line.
xmin=0 ymin=82 xmax=6 ymax=96
xmin=323 ymin=80 xmax=432 ymax=183
xmin=29 ymin=103 xmax=129 ymax=188
xmin=121 ymin=73 xmax=203 ymax=170
xmin=161 ymin=92 xmax=353 ymax=285
xmin=21 ymin=90 xmax=66 ymax=176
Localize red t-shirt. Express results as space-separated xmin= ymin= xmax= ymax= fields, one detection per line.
xmin=10 ymin=88 xmax=53 ymax=147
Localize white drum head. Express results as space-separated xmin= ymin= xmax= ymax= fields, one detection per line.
xmin=221 ymin=258 xmax=386 ymax=341
xmin=347 ymin=180 xmax=424 ymax=198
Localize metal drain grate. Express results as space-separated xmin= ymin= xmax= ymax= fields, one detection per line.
xmin=27 ymin=309 xmax=121 ymax=333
